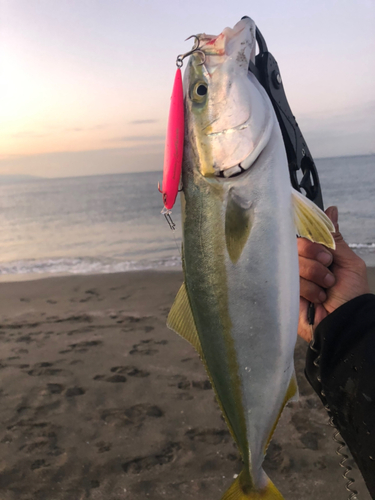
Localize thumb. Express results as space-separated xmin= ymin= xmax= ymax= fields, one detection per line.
xmin=325 ymin=206 xmax=357 ymax=268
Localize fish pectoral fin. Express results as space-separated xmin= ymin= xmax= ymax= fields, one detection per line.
xmin=167 ymin=282 xmax=203 ymax=358
xmin=221 ymin=469 xmax=284 ymax=500
xmin=291 ymin=188 xmax=335 ymax=249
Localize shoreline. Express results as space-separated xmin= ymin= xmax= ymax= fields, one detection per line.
xmin=0 ymin=270 xmax=373 ymax=499
xmin=0 ymin=264 xmax=374 ymax=288
xmin=0 ymin=267 xmax=183 ymax=284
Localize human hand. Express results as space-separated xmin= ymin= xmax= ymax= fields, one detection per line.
xmin=298 ymin=206 xmax=370 ymax=342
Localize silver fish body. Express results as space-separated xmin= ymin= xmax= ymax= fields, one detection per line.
xmin=168 ymin=17 xmax=335 ymax=499
xmin=182 ymin=80 xmax=298 ymax=493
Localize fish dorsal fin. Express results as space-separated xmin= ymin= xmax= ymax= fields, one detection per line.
xmin=167 ymin=282 xmax=203 ymax=358
xmin=292 ymin=188 xmax=335 ymax=249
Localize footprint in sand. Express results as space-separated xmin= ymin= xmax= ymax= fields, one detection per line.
xmin=47 ymin=383 xmax=65 ymax=394
xmin=168 ymin=374 xmax=211 ymax=391
xmin=27 ymin=362 xmax=67 ymax=377
xmin=16 ymin=335 xmax=35 ymax=344
xmin=101 ymin=404 xmax=164 ymax=427
xmin=20 ymin=438 xmax=49 ymax=453
xmin=299 ymin=431 xmax=321 ymax=451
xmin=93 ymin=364 xmax=152 ymax=383
xmin=95 ymin=441 xmax=112 ymax=453
xmin=110 ymin=366 xmax=150 ymax=377
xmin=65 ymin=386 xmax=85 ymax=397
xmin=59 ymin=339 xmax=103 ymax=355
xmin=185 ymin=428 xmax=230 ymax=445
xmin=121 ymin=442 xmax=180 ymax=473
xmin=93 ymin=374 xmax=126 ymax=382
xmin=129 ymin=339 xmax=168 ymax=356
xmin=30 ymin=459 xmax=50 ymax=470
xmin=263 ymin=441 xmax=287 ymax=472
xmin=106 ymin=374 xmax=127 ymax=383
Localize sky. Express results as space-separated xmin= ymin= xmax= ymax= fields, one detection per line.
xmin=0 ymin=0 xmax=374 ymax=178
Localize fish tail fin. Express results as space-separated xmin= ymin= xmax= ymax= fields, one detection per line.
xmin=221 ymin=469 xmax=284 ymax=500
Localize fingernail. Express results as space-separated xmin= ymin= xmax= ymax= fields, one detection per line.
xmin=330 ymin=206 xmax=338 ymax=224
xmin=317 ymin=252 xmax=332 ymax=265
xmin=319 ymin=291 xmax=327 ymax=302
xmin=324 ymin=273 xmax=335 ymax=287
xmin=326 ymin=206 xmax=338 ymax=230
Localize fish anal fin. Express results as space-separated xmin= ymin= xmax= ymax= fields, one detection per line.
xmin=292 ymin=188 xmax=335 ymax=249
xmin=167 ymin=282 xmax=203 ymax=358
xmin=265 ymin=370 xmax=298 ymax=452
xmin=221 ymin=469 xmax=284 ymax=500
xmin=167 ymin=282 xmax=240 ymax=448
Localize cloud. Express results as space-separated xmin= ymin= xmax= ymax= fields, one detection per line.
xmin=129 ymin=119 xmax=158 ymax=125
xmin=11 ymin=124 xmax=108 ymax=138
xmin=109 ymin=135 xmax=164 ymax=142
xmin=64 ymin=124 xmax=107 ymax=132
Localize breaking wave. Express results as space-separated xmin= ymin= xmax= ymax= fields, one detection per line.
xmin=0 ymin=256 xmax=182 ymax=277
xmin=349 ymin=243 xmax=375 ymax=249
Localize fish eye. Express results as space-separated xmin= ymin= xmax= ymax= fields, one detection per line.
xmin=196 ymin=84 xmax=207 ymax=96
xmin=191 ymin=81 xmax=208 ymax=102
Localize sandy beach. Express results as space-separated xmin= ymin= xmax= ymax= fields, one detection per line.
xmin=0 ymin=269 xmax=374 ymax=500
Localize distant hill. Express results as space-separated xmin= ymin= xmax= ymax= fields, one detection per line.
xmin=0 ymin=174 xmax=41 ymax=184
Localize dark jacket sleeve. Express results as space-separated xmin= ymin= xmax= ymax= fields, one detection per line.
xmin=305 ymin=294 xmax=375 ymax=498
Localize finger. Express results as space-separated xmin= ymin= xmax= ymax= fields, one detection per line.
xmin=297 ymin=238 xmax=333 ymax=266
xmin=300 ymin=277 xmax=327 ymax=304
xmin=325 ymin=206 xmax=367 ymax=274
xmin=298 ymin=298 xmax=328 ymax=343
xmin=325 ymin=206 xmax=339 ymax=232
xmin=299 ymin=256 xmax=336 ymax=289
xmin=298 ymin=298 xmax=314 ymax=342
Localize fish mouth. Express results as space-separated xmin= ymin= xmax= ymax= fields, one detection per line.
xmin=214 ymin=150 xmax=257 ymax=178
xmin=213 ymin=107 xmax=274 ymax=179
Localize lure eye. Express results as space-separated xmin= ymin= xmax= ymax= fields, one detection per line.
xmin=191 ymin=81 xmax=208 ymax=102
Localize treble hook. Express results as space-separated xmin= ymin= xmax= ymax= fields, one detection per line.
xmin=176 ymin=35 xmax=206 ymax=68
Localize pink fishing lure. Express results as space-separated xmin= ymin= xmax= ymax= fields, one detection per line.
xmin=159 ymin=68 xmax=184 ymax=211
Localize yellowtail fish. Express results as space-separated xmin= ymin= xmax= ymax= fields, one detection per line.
xmin=167 ymin=17 xmax=335 ymax=500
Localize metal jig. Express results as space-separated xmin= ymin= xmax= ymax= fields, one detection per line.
xmin=176 ymin=35 xmax=206 ymax=68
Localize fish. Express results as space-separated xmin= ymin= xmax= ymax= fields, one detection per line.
xmin=167 ymin=17 xmax=335 ymax=500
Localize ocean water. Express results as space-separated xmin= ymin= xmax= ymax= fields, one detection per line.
xmin=0 ymin=154 xmax=374 ymax=280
